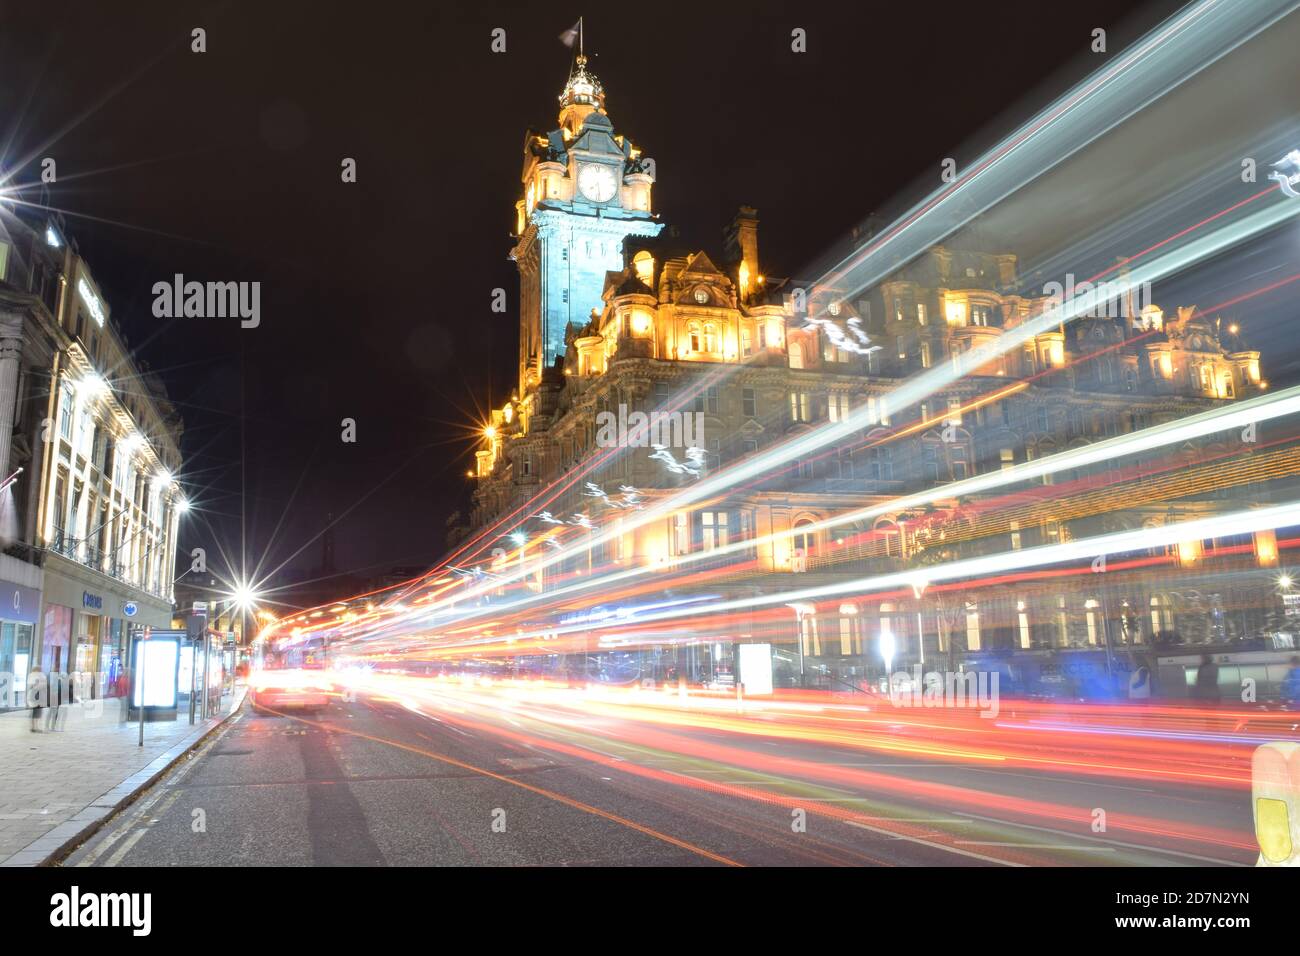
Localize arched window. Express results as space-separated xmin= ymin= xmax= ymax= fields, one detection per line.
xmin=792 ymin=518 xmax=817 ymax=571
xmin=688 ymin=322 xmax=702 ymax=353
xmin=789 ymin=341 xmax=805 ymax=369
xmin=703 ymin=323 xmax=718 ymax=353
xmin=874 ymin=518 xmax=900 ymax=557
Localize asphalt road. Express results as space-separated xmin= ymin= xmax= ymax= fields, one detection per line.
xmin=61 ymin=689 xmax=1257 ymax=867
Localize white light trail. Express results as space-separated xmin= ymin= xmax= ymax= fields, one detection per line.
xmin=474 ymin=499 xmax=1300 ymax=649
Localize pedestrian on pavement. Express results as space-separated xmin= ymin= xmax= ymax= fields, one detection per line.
xmin=28 ymin=665 xmax=45 ymax=732
xmin=49 ymin=670 xmax=75 ymax=731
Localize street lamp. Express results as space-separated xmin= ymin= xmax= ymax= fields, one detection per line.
xmin=80 ymin=372 xmax=109 ymax=398
xmin=787 ymin=603 xmax=814 ymax=687
xmin=909 ymin=576 xmax=928 ymax=667
xmin=224 ymin=581 xmax=264 ymax=709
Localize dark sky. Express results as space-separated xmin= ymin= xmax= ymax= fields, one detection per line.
xmin=0 ymin=0 xmax=1187 ymax=600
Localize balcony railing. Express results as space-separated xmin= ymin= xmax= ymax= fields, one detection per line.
xmin=44 ymin=532 xmax=172 ymax=601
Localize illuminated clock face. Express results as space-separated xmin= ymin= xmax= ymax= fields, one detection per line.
xmin=578 ymin=163 xmax=618 ymax=202
xmin=693 ymin=287 xmax=710 ymax=304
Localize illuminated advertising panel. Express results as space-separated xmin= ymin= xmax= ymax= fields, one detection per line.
xmin=177 ymin=645 xmax=194 ymax=694
xmin=131 ymin=636 xmax=179 ymax=708
xmin=738 ymin=643 xmax=774 ymax=696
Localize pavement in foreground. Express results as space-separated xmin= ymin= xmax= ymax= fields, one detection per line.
xmin=61 ymin=687 xmax=1258 ymax=867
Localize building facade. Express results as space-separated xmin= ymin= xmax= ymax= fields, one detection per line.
xmin=464 ymin=59 xmax=1284 ymax=694
xmin=0 ymin=201 xmax=185 ymax=705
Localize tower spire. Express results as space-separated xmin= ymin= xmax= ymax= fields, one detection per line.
xmin=558 ymin=20 xmax=605 ymax=132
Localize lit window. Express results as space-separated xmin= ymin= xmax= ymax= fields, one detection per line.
xmin=789 ymin=391 xmax=811 ymax=423
xmin=701 ymin=511 xmax=729 ymax=551
xmin=703 ymin=323 xmax=718 ymax=352
xmin=673 ymin=513 xmax=690 ymax=555
xmin=965 ymin=605 xmax=981 ymax=651
xmin=867 ymin=396 xmax=890 ymax=426
xmin=828 ymin=393 xmax=850 ymax=423
xmin=789 ymin=341 xmax=805 ymax=369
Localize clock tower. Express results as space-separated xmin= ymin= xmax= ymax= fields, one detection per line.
xmin=510 ymin=51 xmax=663 ymax=403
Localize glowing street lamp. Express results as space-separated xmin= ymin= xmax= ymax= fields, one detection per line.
xmin=80 ymin=372 xmax=109 ymax=398
xmin=230 ymin=582 xmax=262 ymax=612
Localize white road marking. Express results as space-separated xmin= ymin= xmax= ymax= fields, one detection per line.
xmin=956 ymin=841 xmax=1115 ymax=851
xmin=102 ymin=828 xmax=149 ymax=867
xmin=952 ymin=811 xmax=1248 ymax=866
xmin=844 ymin=819 xmax=1021 ymax=866
xmin=964 ymin=766 xmax=1156 ymax=794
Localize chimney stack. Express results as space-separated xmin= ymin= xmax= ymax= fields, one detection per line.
xmin=723 ymin=206 xmax=760 ymax=296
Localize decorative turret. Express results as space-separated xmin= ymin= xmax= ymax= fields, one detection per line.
xmin=559 ymin=54 xmax=605 ymax=136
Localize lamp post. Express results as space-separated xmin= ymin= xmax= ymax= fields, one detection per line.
xmin=787 ymin=603 xmax=813 ymax=687
xmin=227 ymin=581 xmax=262 ymax=711
xmin=910 ymin=577 xmax=928 ymax=668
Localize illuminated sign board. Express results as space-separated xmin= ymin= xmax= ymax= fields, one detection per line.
xmin=77 ymin=277 xmax=106 ymax=327
xmin=178 ymin=645 xmax=194 ymax=693
xmin=738 ymin=643 xmax=774 ymax=696
xmin=131 ymin=636 xmax=179 ymax=708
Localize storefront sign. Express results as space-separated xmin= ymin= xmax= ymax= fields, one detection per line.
xmin=82 ymin=590 xmax=103 ymax=610
xmin=4 ymin=582 xmax=43 ymax=625
xmin=123 ymin=601 xmax=138 ymax=617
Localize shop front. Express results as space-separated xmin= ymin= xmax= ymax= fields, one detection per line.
xmin=0 ymin=555 xmax=43 ymax=709
xmin=39 ymin=553 xmax=174 ymax=700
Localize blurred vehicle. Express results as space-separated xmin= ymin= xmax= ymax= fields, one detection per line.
xmin=251 ymin=635 xmax=331 ymax=713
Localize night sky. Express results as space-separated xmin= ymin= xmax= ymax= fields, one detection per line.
xmin=0 ymin=0 xmax=1188 ymax=602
